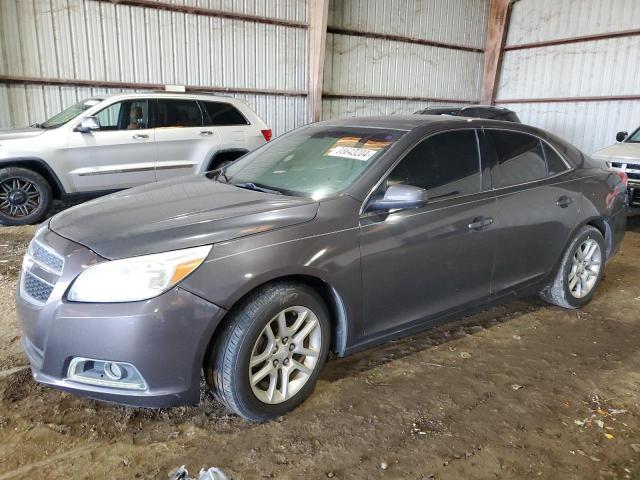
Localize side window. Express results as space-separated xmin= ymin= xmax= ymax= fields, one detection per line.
xmin=94 ymin=100 xmax=149 ymax=131
xmin=487 ymin=131 xmax=547 ymax=188
xmin=542 ymin=142 xmax=570 ymax=176
xmin=385 ymin=130 xmax=482 ymax=201
xmin=155 ymin=100 xmax=202 ymax=128
xmin=202 ymin=101 xmax=249 ymax=126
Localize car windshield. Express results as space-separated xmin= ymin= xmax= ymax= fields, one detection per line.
xmin=39 ymin=97 xmax=104 ymax=129
xmin=627 ymin=128 xmax=640 ymax=143
xmin=221 ymin=124 xmax=406 ymax=198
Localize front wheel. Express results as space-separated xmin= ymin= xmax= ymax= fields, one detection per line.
xmin=540 ymin=225 xmax=606 ymax=308
xmin=0 ymin=167 xmax=52 ymax=226
xmin=205 ymin=282 xmax=330 ymax=421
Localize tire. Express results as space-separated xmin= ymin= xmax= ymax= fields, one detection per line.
xmin=0 ymin=167 xmax=52 ymax=226
xmin=205 ymin=282 xmax=331 ymax=421
xmin=540 ymin=225 xmax=606 ymax=309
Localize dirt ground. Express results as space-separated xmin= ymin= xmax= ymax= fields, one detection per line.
xmin=0 ymin=219 xmax=639 ymax=480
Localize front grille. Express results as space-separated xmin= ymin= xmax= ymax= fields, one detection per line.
xmin=31 ymin=241 xmax=64 ymax=273
xmin=22 ymin=270 xmax=55 ymax=304
xmin=629 ymin=187 xmax=640 ymax=207
xmin=20 ymin=237 xmax=64 ymax=306
xmin=628 ymin=172 xmax=640 ymax=181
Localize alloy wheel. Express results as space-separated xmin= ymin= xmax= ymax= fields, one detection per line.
xmin=568 ymin=238 xmax=602 ymax=299
xmin=0 ymin=177 xmax=41 ymax=218
xmin=249 ymin=306 xmax=322 ymax=404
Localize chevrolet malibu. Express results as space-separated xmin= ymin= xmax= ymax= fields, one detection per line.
xmin=17 ymin=116 xmax=628 ymax=420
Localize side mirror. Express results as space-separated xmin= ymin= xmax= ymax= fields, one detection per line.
xmin=616 ymin=131 xmax=628 ymax=142
xmin=367 ymin=184 xmax=428 ymax=212
xmin=76 ymin=116 xmax=100 ymax=133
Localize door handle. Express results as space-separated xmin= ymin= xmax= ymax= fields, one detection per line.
xmin=468 ymin=216 xmax=494 ymax=230
xmin=132 ymin=134 xmax=149 ymax=140
xmin=556 ymin=195 xmax=573 ymax=208
xmin=200 ymin=130 xmax=214 ymax=136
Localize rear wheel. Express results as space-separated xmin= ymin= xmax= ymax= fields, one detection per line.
xmin=205 ymin=282 xmax=330 ymax=421
xmin=0 ymin=167 xmax=52 ymax=226
xmin=540 ymin=225 xmax=605 ymax=308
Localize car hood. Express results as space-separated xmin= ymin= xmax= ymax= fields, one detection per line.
xmin=592 ymin=143 xmax=640 ymax=162
xmin=49 ymin=176 xmax=320 ymax=259
xmin=0 ymin=127 xmax=46 ymax=141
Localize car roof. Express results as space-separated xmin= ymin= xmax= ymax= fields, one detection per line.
xmin=317 ymin=114 xmax=546 ymax=136
xmin=319 ymin=114 xmax=477 ymax=131
xmin=417 ymin=105 xmax=515 ymax=113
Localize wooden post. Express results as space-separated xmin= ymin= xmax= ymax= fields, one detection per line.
xmin=308 ymin=0 xmax=329 ymax=122
xmin=480 ymin=0 xmax=514 ymax=105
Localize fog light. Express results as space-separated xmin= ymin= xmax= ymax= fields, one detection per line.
xmin=104 ymin=361 xmax=123 ymax=381
xmin=67 ymin=357 xmax=147 ymax=390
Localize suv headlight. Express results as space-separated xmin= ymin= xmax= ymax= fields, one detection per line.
xmin=67 ymin=245 xmax=212 ymax=303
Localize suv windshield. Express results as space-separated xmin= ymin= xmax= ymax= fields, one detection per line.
xmin=39 ymin=97 xmax=104 ymax=129
xmin=221 ymin=125 xmax=405 ymax=198
xmin=627 ymin=128 xmax=640 ymax=143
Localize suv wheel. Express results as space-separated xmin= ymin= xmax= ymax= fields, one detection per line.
xmin=0 ymin=167 xmax=52 ymax=226
xmin=206 ymin=282 xmax=330 ymax=421
xmin=540 ymin=225 xmax=605 ymax=308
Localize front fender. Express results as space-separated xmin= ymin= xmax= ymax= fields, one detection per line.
xmin=180 ymin=196 xmax=364 ymax=353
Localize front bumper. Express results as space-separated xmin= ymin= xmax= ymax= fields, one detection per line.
xmin=16 ymin=228 xmax=226 ymax=407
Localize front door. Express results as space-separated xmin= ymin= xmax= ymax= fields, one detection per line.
xmin=360 ymin=129 xmax=497 ymax=337
xmin=65 ymin=99 xmax=156 ymax=192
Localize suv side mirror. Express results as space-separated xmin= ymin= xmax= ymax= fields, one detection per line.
xmin=76 ymin=116 xmax=101 ymax=133
xmin=616 ymin=131 xmax=628 ymax=142
xmin=367 ymin=184 xmax=428 ymax=212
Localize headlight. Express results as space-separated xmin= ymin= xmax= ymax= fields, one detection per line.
xmin=67 ymin=245 xmax=212 ymax=303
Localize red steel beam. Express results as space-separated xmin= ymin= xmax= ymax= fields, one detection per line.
xmin=0 ymin=75 xmax=308 ymax=97
xmin=495 ymin=95 xmax=640 ymax=104
xmin=505 ymin=29 xmax=640 ymax=51
xmin=323 ymin=92 xmax=477 ymax=104
xmin=95 ymin=0 xmax=308 ymax=29
xmin=326 ymin=27 xmax=484 ymax=53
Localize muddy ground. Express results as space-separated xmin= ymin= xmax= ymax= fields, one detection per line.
xmin=0 ymin=219 xmax=639 ymax=479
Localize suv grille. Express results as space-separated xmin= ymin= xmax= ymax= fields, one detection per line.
xmin=630 ymin=187 xmax=640 ymax=208
xmin=20 ymin=238 xmax=64 ymax=306
xmin=23 ymin=271 xmax=55 ymax=304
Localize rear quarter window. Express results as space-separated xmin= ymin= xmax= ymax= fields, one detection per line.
xmin=542 ymin=142 xmax=570 ymax=175
xmin=202 ymin=101 xmax=249 ymax=126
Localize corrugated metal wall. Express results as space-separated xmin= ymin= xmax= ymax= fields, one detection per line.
xmin=496 ymin=0 xmax=640 ymax=154
xmin=0 ymin=0 xmax=308 ymax=136
xmin=322 ymin=0 xmax=488 ymax=119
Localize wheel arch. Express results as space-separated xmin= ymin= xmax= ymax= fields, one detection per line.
xmin=205 ymin=273 xmax=350 ymax=366
xmin=584 ymin=216 xmax=611 ymax=258
xmin=0 ymin=158 xmax=66 ymax=199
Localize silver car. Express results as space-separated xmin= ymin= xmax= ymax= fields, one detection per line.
xmin=0 ymin=92 xmax=271 ymax=225
xmin=592 ymin=128 xmax=640 ymax=212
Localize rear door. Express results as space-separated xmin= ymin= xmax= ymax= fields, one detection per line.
xmin=481 ymin=129 xmax=579 ymax=292
xmin=65 ymin=98 xmax=156 ymax=192
xmin=200 ymin=100 xmax=264 ymax=157
xmin=153 ymin=98 xmax=218 ymax=181
xmin=360 ymin=129 xmax=497 ymax=337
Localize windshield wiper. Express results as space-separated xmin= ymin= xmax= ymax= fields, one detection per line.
xmin=232 ymin=182 xmax=283 ymax=195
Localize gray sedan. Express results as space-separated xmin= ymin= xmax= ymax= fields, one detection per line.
xmin=16 ymin=115 xmax=628 ymax=420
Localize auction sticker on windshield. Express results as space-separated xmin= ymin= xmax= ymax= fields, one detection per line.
xmin=327 ymin=146 xmax=378 ymax=161
xmin=325 ymin=135 xmax=393 ymax=161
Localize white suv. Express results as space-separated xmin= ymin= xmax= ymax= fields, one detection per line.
xmin=0 ymin=92 xmax=271 ymax=225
